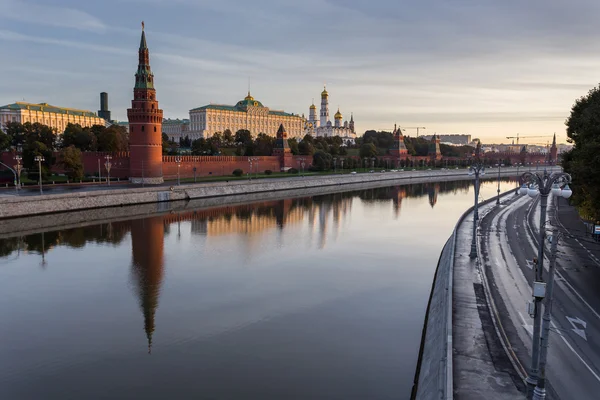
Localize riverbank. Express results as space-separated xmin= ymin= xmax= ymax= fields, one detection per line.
xmin=0 ymin=167 xmax=559 ymax=220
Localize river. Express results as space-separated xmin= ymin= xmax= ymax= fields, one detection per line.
xmin=0 ymin=178 xmax=517 ymax=399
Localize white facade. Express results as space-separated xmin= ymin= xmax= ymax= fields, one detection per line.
xmin=189 ymin=92 xmax=304 ymax=139
xmin=0 ymin=102 xmax=107 ymax=133
xmin=162 ymin=118 xmax=190 ymax=142
xmin=305 ymin=87 xmax=356 ymax=144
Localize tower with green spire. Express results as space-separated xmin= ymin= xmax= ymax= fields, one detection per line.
xmin=127 ymin=22 xmax=164 ymax=184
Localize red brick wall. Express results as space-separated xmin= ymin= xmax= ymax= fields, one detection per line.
xmin=162 ymin=156 xmax=281 ymax=179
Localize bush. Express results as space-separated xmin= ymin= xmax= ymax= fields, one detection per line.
xmin=232 ymin=169 xmax=243 ymax=177
xmin=287 ymin=168 xmax=299 ymax=174
xmin=264 ymin=169 xmax=273 ymax=175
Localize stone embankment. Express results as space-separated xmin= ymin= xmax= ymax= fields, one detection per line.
xmin=0 ymin=168 xmax=545 ymax=220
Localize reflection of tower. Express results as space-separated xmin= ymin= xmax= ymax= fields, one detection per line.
xmin=274 ymin=199 xmax=292 ymax=229
xmin=318 ymin=201 xmax=330 ymax=250
xmin=130 ymin=216 xmax=165 ymax=354
xmin=427 ymin=183 xmax=440 ymax=208
xmin=392 ymin=186 xmax=407 ymax=218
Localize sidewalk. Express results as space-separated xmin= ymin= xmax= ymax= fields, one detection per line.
xmin=555 ymin=196 xmax=600 ymax=265
xmin=452 ymin=201 xmax=524 ymax=399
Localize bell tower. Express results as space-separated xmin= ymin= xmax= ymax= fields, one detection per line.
xmin=127 ymin=22 xmax=164 ymax=184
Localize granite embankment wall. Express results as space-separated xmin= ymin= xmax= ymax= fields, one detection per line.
xmin=0 ymin=168 xmax=551 ymax=220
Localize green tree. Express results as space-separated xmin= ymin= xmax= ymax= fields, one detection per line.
xmin=359 ymin=143 xmax=377 ymax=158
xmin=24 ymin=122 xmax=56 ymax=150
xmin=302 ymin=134 xmax=314 ymax=145
xmin=288 ymin=138 xmax=299 ymax=155
xmin=0 ymin=128 xmax=9 ymax=151
xmin=312 ymin=150 xmax=332 ymax=171
xmin=97 ymin=125 xmax=127 ymax=152
xmin=23 ymin=141 xmax=53 ymax=180
xmin=564 ymin=85 xmax=600 ymax=219
xmin=254 ymin=133 xmax=274 ymax=156
xmin=4 ymin=121 xmax=26 ymax=149
xmin=223 ymin=129 xmax=234 ymax=146
xmin=59 ymin=145 xmax=84 ymax=181
xmin=235 ymin=129 xmax=253 ymax=145
xmin=162 ymin=132 xmax=170 ymax=154
xmin=62 ymin=123 xmax=97 ymax=151
xmin=298 ymin=140 xmax=314 ymax=155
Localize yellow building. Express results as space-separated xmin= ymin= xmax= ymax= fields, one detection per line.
xmin=188 ymin=92 xmax=304 ymax=139
xmin=0 ymin=102 xmax=107 ymax=133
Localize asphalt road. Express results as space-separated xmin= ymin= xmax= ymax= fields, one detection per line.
xmin=479 ymin=191 xmax=600 ymax=399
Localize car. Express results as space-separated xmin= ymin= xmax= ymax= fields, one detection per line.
xmin=350 ymin=171 xmax=357 ymax=174
xmin=399 ymin=169 xmax=404 ymax=171
xmin=369 ymin=170 xmax=375 ymax=173
xmin=380 ymin=170 xmax=386 ymax=173
xmin=427 ymin=168 xmax=432 ymax=170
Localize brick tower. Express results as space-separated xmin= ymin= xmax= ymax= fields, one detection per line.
xmin=389 ymin=124 xmax=408 ymax=158
xmin=128 ymin=22 xmax=164 ymax=184
xmin=549 ymin=133 xmax=558 ymax=165
xmin=273 ymin=124 xmax=293 ymax=171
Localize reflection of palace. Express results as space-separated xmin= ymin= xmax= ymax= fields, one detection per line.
xmin=130 ymin=216 xmax=165 ymax=354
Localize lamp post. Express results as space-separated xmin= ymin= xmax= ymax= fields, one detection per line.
xmin=175 ymin=156 xmax=182 ymax=185
xmin=340 ymin=158 xmax=344 ymax=173
xmin=248 ymin=157 xmax=253 ymax=180
xmin=297 ymin=157 xmax=306 ymax=176
xmin=34 ymin=155 xmax=45 ymax=195
xmin=496 ymin=163 xmax=501 ymax=206
xmin=333 ymin=157 xmax=337 ymax=174
xmin=518 ymin=170 xmax=572 ymax=399
xmin=371 ymin=157 xmax=376 ymax=170
xmin=104 ymin=155 xmax=112 ymax=186
xmin=468 ymin=160 xmax=485 ymax=259
xmin=14 ymin=155 xmax=22 ymax=191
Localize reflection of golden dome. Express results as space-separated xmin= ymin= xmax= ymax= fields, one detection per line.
xmin=334 ymin=109 xmax=342 ymax=119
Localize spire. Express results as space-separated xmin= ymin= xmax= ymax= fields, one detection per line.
xmin=552 ymin=132 xmax=556 ymax=146
xmin=140 ymin=21 xmax=147 ymax=50
xmin=350 ymin=113 xmax=354 ymax=122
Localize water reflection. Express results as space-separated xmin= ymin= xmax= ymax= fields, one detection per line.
xmin=0 ymin=179 xmax=489 ymax=262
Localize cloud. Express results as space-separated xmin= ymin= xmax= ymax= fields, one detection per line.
xmin=0 ymin=0 xmax=106 ymax=32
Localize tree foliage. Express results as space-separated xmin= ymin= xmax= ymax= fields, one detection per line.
xmin=359 ymin=143 xmax=377 ymax=158
xmin=563 ymin=85 xmax=600 ymax=220
xmin=312 ymin=150 xmax=332 ymax=171
xmin=59 ymin=145 xmax=84 ymax=181
xmin=0 ymin=128 xmax=9 ymax=151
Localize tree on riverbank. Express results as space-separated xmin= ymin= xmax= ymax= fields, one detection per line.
xmin=564 ymin=85 xmax=600 ymax=220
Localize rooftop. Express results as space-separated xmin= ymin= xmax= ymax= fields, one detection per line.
xmin=0 ymin=102 xmax=100 ymax=118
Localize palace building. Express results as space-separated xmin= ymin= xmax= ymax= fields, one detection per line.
xmin=188 ymin=92 xmax=304 ymax=139
xmin=304 ymin=86 xmax=356 ymax=144
xmin=0 ymin=102 xmax=106 ymax=133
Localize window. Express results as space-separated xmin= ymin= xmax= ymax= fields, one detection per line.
xmin=154 ymin=126 xmax=157 ymax=132
xmin=142 ymin=126 xmax=145 ymax=132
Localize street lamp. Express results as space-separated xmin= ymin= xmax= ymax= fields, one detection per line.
xmin=175 ymin=156 xmax=182 ymax=185
xmin=468 ymin=160 xmax=485 ymax=259
xmin=34 ymin=155 xmax=45 ymax=195
xmin=495 ymin=163 xmax=501 ymax=206
xmin=14 ymin=155 xmax=22 ymax=191
xmin=371 ymin=157 xmax=376 ymax=170
xmin=333 ymin=157 xmax=337 ymax=174
xmin=104 ymin=155 xmax=112 ymax=186
xmin=297 ymin=157 xmax=306 ymax=176
xmin=340 ymin=158 xmax=345 ymax=172
xmin=518 ymin=170 xmax=572 ymax=399
xmin=248 ymin=157 xmax=253 ymax=180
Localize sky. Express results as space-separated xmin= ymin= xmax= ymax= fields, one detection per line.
xmin=1 ymin=0 xmax=599 ymax=144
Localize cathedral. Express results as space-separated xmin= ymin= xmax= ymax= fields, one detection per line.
xmin=304 ymin=86 xmax=357 ymax=145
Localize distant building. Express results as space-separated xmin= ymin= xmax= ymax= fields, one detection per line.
xmin=189 ymin=92 xmax=304 ymax=139
xmin=304 ymin=86 xmax=356 ymax=144
xmin=0 ymin=101 xmax=106 ymax=133
xmin=162 ymin=118 xmax=190 ymax=142
xmin=114 ymin=121 xmax=130 ymax=133
xmin=421 ymin=134 xmax=471 ymax=145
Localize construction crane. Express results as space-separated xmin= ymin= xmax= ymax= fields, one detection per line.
xmin=506 ymin=133 xmax=551 ymax=145
xmin=403 ymin=127 xmax=427 ymax=137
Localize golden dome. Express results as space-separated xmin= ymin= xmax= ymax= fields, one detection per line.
xmin=309 ymin=103 xmax=316 ymax=109
xmin=334 ymin=109 xmax=342 ymax=119
xmin=244 ymin=91 xmax=254 ymax=101
xmin=321 ymin=85 xmax=328 ymax=96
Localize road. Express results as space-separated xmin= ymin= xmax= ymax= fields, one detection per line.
xmin=479 ymin=190 xmax=600 ymax=399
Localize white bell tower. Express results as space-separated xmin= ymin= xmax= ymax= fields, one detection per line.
xmin=320 ymin=85 xmax=329 ymax=127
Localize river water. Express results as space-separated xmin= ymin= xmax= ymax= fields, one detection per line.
xmin=0 ymin=178 xmax=516 ymax=400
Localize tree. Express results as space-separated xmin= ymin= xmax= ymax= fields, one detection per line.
xmin=288 ymin=138 xmax=299 ymax=155
xmin=223 ymin=129 xmax=234 ymax=146
xmin=162 ymin=132 xmax=170 ymax=154
xmin=62 ymin=123 xmax=97 ymax=151
xmin=97 ymin=125 xmax=128 ymax=152
xmin=4 ymin=121 xmax=26 ymax=149
xmin=302 ymin=134 xmax=314 ymax=145
xmin=563 ymin=85 xmax=600 ymax=219
xmin=23 ymin=141 xmax=53 ymax=180
xmin=359 ymin=143 xmax=377 ymax=158
xmin=59 ymin=145 xmax=84 ymax=181
xmin=235 ymin=129 xmax=253 ymax=145
xmin=24 ymin=122 xmax=56 ymax=150
xmin=312 ymin=150 xmax=332 ymax=171
xmin=211 ymin=132 xmax=223 ymax=147
xmin=0 ymin=128 xmax=9 ymax=151
xmin=298 ymin=140 xmax=314 ymax=155
xmin=254 ymin=133 xmax=274 ymax=156
xmin=179 ymin=135 xmax=192 ymax=148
